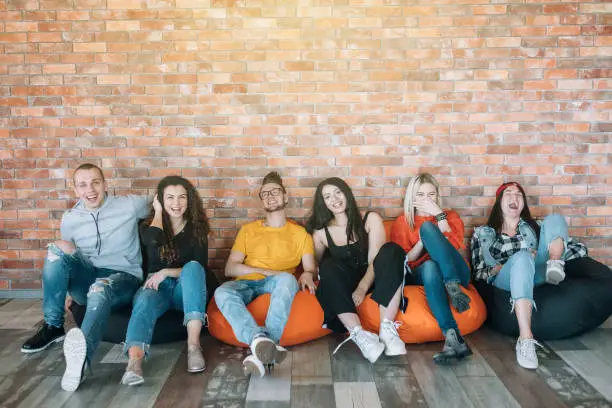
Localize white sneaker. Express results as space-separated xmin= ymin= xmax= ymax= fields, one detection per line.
xmin=379 ymin=319 xmax=406 ymax=356
xmin=61 ymin=328 xmax=87 ymax=392
xmin=516 ymin=337 xmax=542 ymax=370
xmin=243 ymin=354 xmax=266 ymax=377
xmin=546 ymin=260 xmax=565 ymax=285
xmin=274 ymin=344 xmax=288 ymax=365
xmin=333 ymin=326 xmax=385 ymax=364
xmin=250 ymin=335 xmax=277 ymax=365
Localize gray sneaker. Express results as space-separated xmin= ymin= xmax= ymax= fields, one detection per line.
xmin=433 ymin=328 xmax=472 ymax=365
xmin=187 ymin=346 xmax=206 ymax=373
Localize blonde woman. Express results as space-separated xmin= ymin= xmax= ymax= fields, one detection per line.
xmin=375 ymin=173 xmax=472 ymax=364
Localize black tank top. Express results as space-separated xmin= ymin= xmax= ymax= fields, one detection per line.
xmin=323 ymin=212 xmax=371 ymax=270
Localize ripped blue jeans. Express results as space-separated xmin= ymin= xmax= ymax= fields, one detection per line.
xmin=124 ymin=261 xmax=208 ymax=357
xmin=491 ymin=214 xmax=569 ymax=310
xmin=42 ymin=244 xmax=140 ymax=363
xmin=214 ymin=273 xmax=299 ymax=345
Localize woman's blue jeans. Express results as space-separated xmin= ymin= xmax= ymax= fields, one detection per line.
xmin=124 ymin=261 xmax=208 ymax=356
xmin=405 ymin=222 xmax=471 ymax=333
xmin=491 ymin=214 xmax=569 ymax=310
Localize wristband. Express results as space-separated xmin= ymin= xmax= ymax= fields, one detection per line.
xmin=435 ymin=212 xmax=447 ymax=222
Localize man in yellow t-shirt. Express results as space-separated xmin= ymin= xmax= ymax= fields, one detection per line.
xmin=214 ymin=171 xmax=316 ymax=377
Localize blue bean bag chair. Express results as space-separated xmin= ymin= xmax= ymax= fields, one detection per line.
xmin=474 ymin=257 xmax=612 ymax=340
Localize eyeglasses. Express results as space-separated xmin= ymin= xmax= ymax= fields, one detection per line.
xmin=259 ymin=188 xmax=283 ymax=199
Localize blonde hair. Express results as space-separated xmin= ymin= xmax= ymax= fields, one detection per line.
xmin=403 ymin=173 xmax=442 ymax=229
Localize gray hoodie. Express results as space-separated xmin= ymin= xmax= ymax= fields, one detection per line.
xmin=60 ymin=194 xmax=149 ymax=280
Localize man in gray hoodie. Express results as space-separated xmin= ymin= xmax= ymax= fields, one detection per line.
xmin=21 ymin=163 xmax=149 ymax=392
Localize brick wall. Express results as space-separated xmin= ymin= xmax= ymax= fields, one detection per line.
xmin=1 ymin=0 xmax=611 ymax=293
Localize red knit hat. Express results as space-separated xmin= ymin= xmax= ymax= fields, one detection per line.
xmin=496 ymin=181 xmax=525 ymax=198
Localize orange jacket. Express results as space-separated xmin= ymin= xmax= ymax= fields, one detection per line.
xmin=390 ymin=210 xmax=466 ymax=270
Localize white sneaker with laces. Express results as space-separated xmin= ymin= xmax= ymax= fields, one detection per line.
xmin=61 ymin=328 xmax=87 ymax=392
xmin=243 ymin=354 xmax=266 ymax=377
xmin=379 ymin=319 xmax=406 ymax=356
xmin=250 ymin=335 xmax=276 ymax=365
xmin=516 ymin=337 xmax=542 ymax=370
xmin=333 ymin=326 xmax=385 ymax=363
xmin=546 ymin=259 xmax=565 ymax=285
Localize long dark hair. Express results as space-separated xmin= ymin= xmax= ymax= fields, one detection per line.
xmin=486 ymin=183 xmax=540 ymax=236
xmin=306 ymin=177 xmax=367 ymax=247
xmin=145 ymin=175 xmax=209 ymax=263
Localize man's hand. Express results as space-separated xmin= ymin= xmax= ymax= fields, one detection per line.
xmin=298 ymin=272 xmax=316 ymax=295
xmin=352 ymin=286 xmax=367 ymax=307
xmin=144 ymin=270 xmax=167 ymax=291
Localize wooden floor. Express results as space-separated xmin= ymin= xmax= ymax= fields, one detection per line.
xmin=1 ymin=299 xmax=611 ymax=408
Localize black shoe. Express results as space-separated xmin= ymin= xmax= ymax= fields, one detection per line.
xmin=433 ymin=328 xmax=473 ymax=365
xmin=21 ymin=323 xmax=65 ymax=353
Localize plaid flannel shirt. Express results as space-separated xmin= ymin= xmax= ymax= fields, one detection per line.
xmin=471 ymin=220 xmax=588 ymax=282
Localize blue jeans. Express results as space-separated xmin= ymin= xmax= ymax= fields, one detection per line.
xmin=124 ymin=261 xmax=208 ymax=356
xmin=214 ymin=273 xmax=299 ymax=345
xmin=42 ymin=244 xmax=140 ymax=363
xmin=405 ymin=222 xmax=471 ymax=333
xmin=492 ymin=214 xmax=569 ymax=309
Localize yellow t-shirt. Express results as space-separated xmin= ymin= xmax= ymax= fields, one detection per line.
xmin=231 ymin=220 xmax=314 ymax=281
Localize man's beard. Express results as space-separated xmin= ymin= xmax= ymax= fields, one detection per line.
xmin=264 ymin=201 xmax=287 ymax=213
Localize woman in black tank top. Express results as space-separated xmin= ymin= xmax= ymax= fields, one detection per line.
xmin=306 ymin=178 xmax=407 ymax=363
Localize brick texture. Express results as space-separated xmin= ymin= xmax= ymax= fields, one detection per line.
xmin=1 ymin=0 xmax=611 ymax=290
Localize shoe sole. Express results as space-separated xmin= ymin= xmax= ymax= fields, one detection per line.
xmin=518 ymin=361 xmax=538 ymax=370
xmin=21 ymin=334 xmax=65 ymax=354
xmin=121 ymin=371 xmax=145 ymax=386
xmin=546 ymin=269 xmax=565 ymax=285
xmin=384 ymin=346 xmax=407 ymax=357
xmin=433 ymin=348 xmax=473 ymax=365
xmin=274 ymin=346 xmax=288 ymax=365
xmin=253 ymin=340 xmax=277 ymax=365
xmin=61 ymin=329 xmax=87 ymax=392
xmin=187 ymin=365 xmax=206 ymax=373
xmin=243 ymin=359 xmax=265 ymax=377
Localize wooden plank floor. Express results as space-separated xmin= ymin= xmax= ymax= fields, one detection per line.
xmin=0 ymin=300 xmax=611 ymax=408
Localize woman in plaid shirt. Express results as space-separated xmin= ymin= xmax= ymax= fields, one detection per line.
xmin=470 ymin=182 xmax=587 ymax=370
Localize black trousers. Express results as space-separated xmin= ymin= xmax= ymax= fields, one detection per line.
xmin=315 ymin=242 xmax=406 ymax=333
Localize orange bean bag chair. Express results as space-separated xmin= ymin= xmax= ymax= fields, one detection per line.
xmin=356 ymin=221 xmax=487 ymax=343
xmin=207 ymin=288 xmax=331 ymax=347
xmin=357 ymin=285 xmax=487 ymax=343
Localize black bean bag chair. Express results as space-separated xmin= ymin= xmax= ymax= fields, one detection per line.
xmin=70 ymin=271 xmax=219 ymax=344
xmin=474 ymin=257 xmax=612 ymax=340
xmin=70 ymin=219 xmax=220 ymax=344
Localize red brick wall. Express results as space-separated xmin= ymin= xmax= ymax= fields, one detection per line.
xmin=1 ymin=0 xmax=611 ymax=292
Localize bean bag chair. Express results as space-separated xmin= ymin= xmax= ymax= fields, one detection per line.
xmin=207 ymin=290 xmax=331 ymax=347
xmin=357 ymin=284 xmax=487 ymax=343
xmin=70 ymin=219 xmax=219 ymax=344
xmin=70 ymin=303 xmax=189 ymax=344
xmin=70 ymin=269 xmax=219 ymax=344
xmin=356 ymin=220 xmax=487 ymax=342
xmin=474 ymin=256 xmax=612 ymax=340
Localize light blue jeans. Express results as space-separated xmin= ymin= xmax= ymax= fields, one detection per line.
xmin=42 ymin=243 xmax=140 ymax=363
xmin=124 ymin=261 xmax=208 ymax=356
xmin=214 ymin=273 xmax=299 ymax=345
xmin=492 ymin=214 xmax=569 ymax=309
